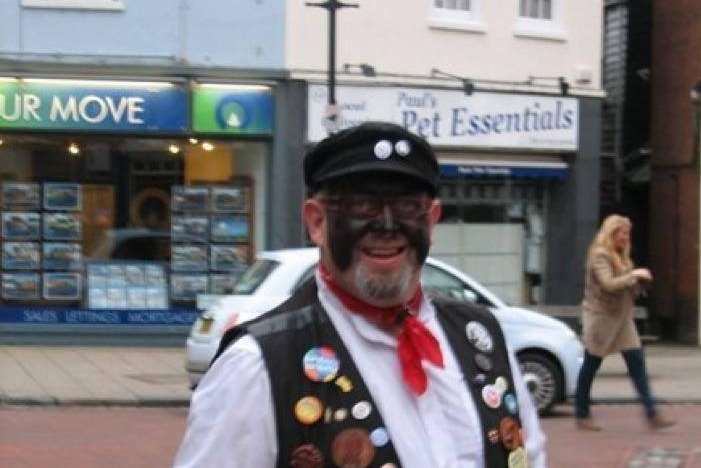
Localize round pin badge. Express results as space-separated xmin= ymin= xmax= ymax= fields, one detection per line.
xmin=507 ymin=446 xmax=528 ymax=468
xmin=294 ymin=396 xmax=324 ymax=425
xmin=474 ymin=353 xmax=493 ymax=372
xmin=394 ymin=140 xmax=411 ymax=156
xmin=369 ymin=427 xmax=389 ymax=447
xmin=465 ymin=321 xmax=494 ymax=353
xmin=351 ymin=401 xmax=372 ymax=420
xmin=473 ymin=373 xmax=487 ymax=385
xmin=482 ymin=384 xmax=502 ymax=409
xmin=289 ymin=443 xmax=324 ymax=468
xmin=499 ymin=416 xmax=523 ymax=451
xmin=334 ymin=408 xmax=349 ymax=422
xmin=374 ymin=140 xmax=393 ymax=159
xmin=303 ymin=346 xmax=340 ymax=383
xmin=331 ymin=428 xmax=376 ymax=468
xmin=495 ymin=376 xmax=509 ymax=393
xmin=503 ymin=393 xmax=519 ymax=415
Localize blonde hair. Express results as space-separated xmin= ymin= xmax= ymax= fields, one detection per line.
xmin=587 ymin=214 xmax=633 ymax=273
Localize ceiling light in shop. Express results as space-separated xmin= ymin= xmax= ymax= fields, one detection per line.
xmin=188 ymin=138 xmax=199 ymax=145
xmin=68 ymin=143 xmax=80 ymax=155
xmin=168 ymin=144 xmax=181 ymax=154
xmin=201 ymin=142 xmax=215 ymax=152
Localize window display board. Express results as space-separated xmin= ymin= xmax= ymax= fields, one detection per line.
xmin=0 ymin=182 xmax=84 ymax=302
xmin=87 ymin=262 xmax=168 ymax=310
xmin=170 ymin=180 xmax=253 ymax=300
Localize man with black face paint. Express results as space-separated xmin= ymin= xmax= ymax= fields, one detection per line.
xmin=174 ymin=122 xmax=547 ymax=468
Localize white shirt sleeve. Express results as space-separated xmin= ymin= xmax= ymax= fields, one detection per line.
xmin=173 ymin=335 xmax=277 ymax=468
xmin=508 ymin=347 xmax=548 ymax=468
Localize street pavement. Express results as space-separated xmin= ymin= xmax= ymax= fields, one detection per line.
xmin=1 ymin=343 xmax=700 ymax=467
xmin=1 ymin=343 xmax=699 ymax=406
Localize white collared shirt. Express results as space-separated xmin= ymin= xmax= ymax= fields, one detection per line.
xmin=174 ymin=274 xmax=547 ymax=468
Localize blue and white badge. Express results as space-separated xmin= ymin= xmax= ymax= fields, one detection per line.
xmin=370 ymin=427 xmax=389 ymax=447
xmin=303 ymin=346 xmax=340 ymax=383
xmin=503 ymin=393 xmax=519 ymax=415
xmin=466 ymin=321 xmax=494 ymax=353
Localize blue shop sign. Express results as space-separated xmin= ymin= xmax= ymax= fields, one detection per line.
xmin=0 ymin=307 xmax=199 ymax=325
xmin=0 ymin=79 xmax=188 ymax=133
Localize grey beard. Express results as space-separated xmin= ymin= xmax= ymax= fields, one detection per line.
xmin=353 ymin=261 xmax=415 ymax=303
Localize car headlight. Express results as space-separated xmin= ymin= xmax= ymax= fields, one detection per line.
xmin=193 ymin=312 xmax=215 ymax=335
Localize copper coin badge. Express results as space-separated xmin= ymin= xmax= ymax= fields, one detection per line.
xmin=331 ymin=428 xmax=376 ymax=468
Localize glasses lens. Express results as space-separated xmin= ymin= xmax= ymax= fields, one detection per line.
xmin=321 ymin=195 xmax=430 ymax=220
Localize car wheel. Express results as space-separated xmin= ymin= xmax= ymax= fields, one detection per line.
xmin=517 ymin=352 xmax=562 ymax=415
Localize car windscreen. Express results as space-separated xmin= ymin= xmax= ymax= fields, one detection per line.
xmin=232 ymin=259 xmax=280 ymax=295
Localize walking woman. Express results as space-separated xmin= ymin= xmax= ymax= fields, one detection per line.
xmin=575 ymin=214 xmax=675 ymax=431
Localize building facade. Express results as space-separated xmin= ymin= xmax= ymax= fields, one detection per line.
xmin=0 ymin=0 xmax=605 ymax=340
xmin=649 ymin=0 xmax=701 ymax=344
xmin=292 ymin=0 xmax=604 ymax=307
xmin=0 ymin=0 xmax=308 ymax=340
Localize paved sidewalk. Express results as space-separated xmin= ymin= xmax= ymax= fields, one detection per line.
xmin=0 ymin=343 xmax=699 ymax=406
xmin=0 ymin=346 xmax=190 ymax=405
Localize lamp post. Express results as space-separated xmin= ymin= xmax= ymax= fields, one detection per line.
xmin=306 ymin=0 xmax=358 ymax=133
xmin=692 ymin=81 xmax=701 ymax=345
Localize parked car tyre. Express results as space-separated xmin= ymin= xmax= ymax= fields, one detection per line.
xmin=518 ymin=351 xmax=563 ymax=415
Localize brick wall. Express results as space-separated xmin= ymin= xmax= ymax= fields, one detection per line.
xmin=649 ymin=0 xmax=701 ymax=343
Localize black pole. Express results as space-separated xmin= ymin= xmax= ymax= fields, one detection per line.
xmin=306 ymin=0 xmax=358 ymax=132
xmin=329 ymin=1 xmax=336 ymax=106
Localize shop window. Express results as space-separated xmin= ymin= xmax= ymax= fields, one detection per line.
xmin=434 ymin=177 xmax=548 ymax=305
xmin=0 ymin=135 xmax=268 ymax=310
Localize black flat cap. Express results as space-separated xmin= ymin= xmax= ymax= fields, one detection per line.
xmin=304 ymin=121 xmax=439 ymax=196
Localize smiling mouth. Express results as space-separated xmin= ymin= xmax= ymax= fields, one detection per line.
xmin=360 ymin=246 xmax=406 ymax=258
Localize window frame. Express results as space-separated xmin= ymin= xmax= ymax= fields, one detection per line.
xmin=513 ymin=0 xmax=567 ymax=42
xmin=428 ymin=0 xmax=487 ymax=34
xmin=21 ymin=0 xmax=125 ymax=11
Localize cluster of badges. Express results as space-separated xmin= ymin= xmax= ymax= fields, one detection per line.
xmin=291 ymin=345 xmax=393 ymax=468
xmin=373 ymin=139 xmax=411 ymax=160
xmin=465 ymin=321 xmax=528 ymax=467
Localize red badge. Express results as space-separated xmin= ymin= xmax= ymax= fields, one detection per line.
xmin=290 ymin=444 xmax=324 ymax=468
xmin=499 ymin=416 xmax=523 ymax=450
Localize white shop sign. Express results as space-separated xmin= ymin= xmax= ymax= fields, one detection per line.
xmin=308 ymin=84 xmax=579 ymax=151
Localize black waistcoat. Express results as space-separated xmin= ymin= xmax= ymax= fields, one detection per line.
xmin=214 ymin=280 xmax=523 ymax=468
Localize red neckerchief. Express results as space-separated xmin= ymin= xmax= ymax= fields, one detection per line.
xmin=319 ymin=265 xmax=444 ymax=396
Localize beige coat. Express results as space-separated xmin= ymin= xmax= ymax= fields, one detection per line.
xmin=581 ymin=247 xmax=642 ymax=357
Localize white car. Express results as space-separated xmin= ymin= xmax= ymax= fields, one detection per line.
xmin=186 ymin=248 xmax=584 ymax=414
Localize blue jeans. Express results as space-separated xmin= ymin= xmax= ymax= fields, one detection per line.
xmin=575 ymin=348 xmax=656 ymax=419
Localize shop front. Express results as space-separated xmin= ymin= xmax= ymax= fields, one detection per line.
xmin=308 ymin=83 xmax=595 ymax=306
xmin=0 ymin=77 xmax=274 ymax=339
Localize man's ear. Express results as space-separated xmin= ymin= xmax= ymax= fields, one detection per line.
xmin=429 ymin=199 xmax=442 ymax=226
xmin=302 ymin=198 xmax=326 ymax=247
xmin=428 ymin=199 xmax=442 ymax=242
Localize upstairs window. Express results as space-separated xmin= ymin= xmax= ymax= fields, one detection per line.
xmin=429 ymin=0 xmax=486 ymax=33
xmin=435 ymin=0 xmax=472 ymax=12
xmin=514 ymin=0 xmax=565 ymax=41
xmin=519 ymin=0 xmax=552 ymax=20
